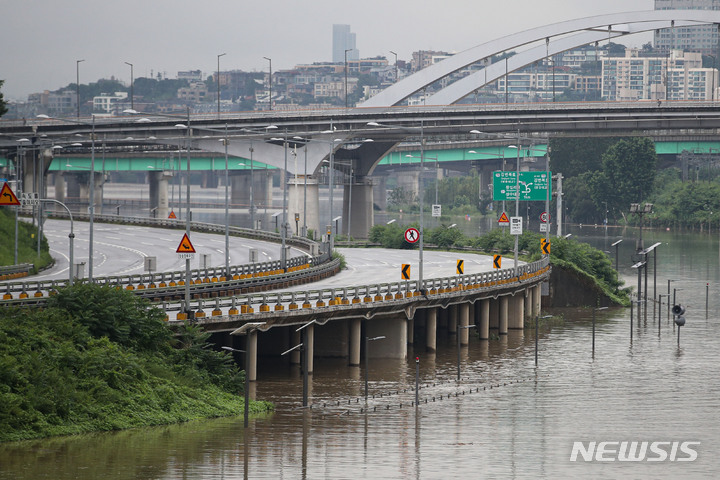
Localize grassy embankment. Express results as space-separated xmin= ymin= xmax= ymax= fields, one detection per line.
xmin=0 ymin=283 xmax=272 ymax=443
xmin=0 ymin=207 xmax=53 ymax=271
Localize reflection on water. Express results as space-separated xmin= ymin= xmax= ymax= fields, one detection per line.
xmin=2 ymin=226 xmax=720 ymax=479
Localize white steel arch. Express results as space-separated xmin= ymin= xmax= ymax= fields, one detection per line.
xmin=360 ymin=10 xmax=720 ymax=107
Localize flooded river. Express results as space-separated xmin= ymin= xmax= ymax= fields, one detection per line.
xmin=2 ymin=225 xmax=719 ymax=479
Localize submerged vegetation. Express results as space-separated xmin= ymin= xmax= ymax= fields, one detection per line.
xmin=0 ymin=284 xmax=271 ymax=443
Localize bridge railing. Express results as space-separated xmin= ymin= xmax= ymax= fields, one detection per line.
xmin=170 ymin=256 xmax=551 ymax=318
xmin=2 ymin=213 xmax=329 ymax=298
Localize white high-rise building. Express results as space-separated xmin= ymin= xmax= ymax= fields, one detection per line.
xmin=654 ymin=0 xmax=720 ymax=54
xmin=332 ymin=24 xmax=358 ymax=63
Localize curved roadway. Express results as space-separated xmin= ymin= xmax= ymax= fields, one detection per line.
xmin=23 ymin=219 xmax=306 ymax=282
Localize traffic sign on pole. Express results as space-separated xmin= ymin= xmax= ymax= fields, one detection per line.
xmin=431 ymin=204 xmax=441 ymax=217
xmin=401 ymin=264 xmax=411 ymax=280
xmin=404 ymin=227 xmax=420 ymax=244
xmin=493 ymin=255 xmax=502 ymax=269
xmin=0 ymin=182 xmax=20 ymax=206
xmin=540 ymin=211 xmax=549 ymax=223
xmin=493 ymin=171 xmax=551 ymax=201
xmin=498 ymin=212 xmax=510 ymax=225
xmin=176 ymin=233 xmax=196 ymax=259
xmin=510 ymin=216 xmax=523 ymax=235
xmin=456 ymin=259 xmax=464 ymax=275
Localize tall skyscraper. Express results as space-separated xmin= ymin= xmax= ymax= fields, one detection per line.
xmin=654 ymin=0 xmax=720 ymax=54
xmin=333 ymin=24 xmax=359 ymax=63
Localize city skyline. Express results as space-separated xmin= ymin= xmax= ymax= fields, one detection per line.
xmin=2 ymin=0 xmax=655 ymax=101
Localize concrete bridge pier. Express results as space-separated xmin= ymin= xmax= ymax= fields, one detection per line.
xmin=372 ymin=176 xmax=387 ymax=211
xmin=459 ymin=303 xmax=470 ymax=346
xmin=291 ymin=329 xmax=301 ymax=365
xmin=231 ymin=170 xmax=273 ymax=220
xmin=247 ymin=330 xmax=258 ymax=382
xmin=489 ymin=299 xmax=500 ymax=330
xmin=349 ymin=318 xmax=361 ymax=366
xmin=367 ymin=317 xmax=407 ymax=359
xmin=426 ymin=308 xmax=437 ymax=352
xmin=287 ymin=176 xmax=320 ymax=236
xmin=148 ymin=170 xmax=172 ymax=218
xmin=449 ymin=305 xmax=458 ymax=334
xmin=509 ymin=294 xmax=524 ymax=330
xmin=499 ymin=296 xmax=509 ymax=335
xmin=53 ymin=173 xmax=66 ymax=212
xmin=525 ymin=288 xmax=533 ymax=320
xmin=395 ymin=168 xmax=422 ymax=201
xmin=479 ymin=299 xmax=490 ymax=340
xmin=341 ymin=177 xmax=374 ymax=239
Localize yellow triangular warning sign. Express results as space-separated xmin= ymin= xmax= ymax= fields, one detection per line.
xmin=0 ymin=182 xmax=20 ymax=206
xmin=498 ymin=212 xmax=509 ymax=224
xmin=168 ymin=211 xmax=177 ymax=219
xmin=176 ymin=233 xmax=196 ymax=253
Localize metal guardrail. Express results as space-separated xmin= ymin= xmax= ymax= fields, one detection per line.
xmin=0 ymin=263 xmax=33 ymax=281
xmin=2 ymin=213 xmax=329 ymax=300
xmin=170 ymin=257 xmax=551 ymax=320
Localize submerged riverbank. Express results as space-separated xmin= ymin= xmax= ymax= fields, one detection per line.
xmin=0 ymin=283 xmax=271 ymax=443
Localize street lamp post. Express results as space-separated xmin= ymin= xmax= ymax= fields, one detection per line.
xmin=124 ymin=62 xmax=134 ymax=111
xmin=89 ymin=114 xmax=96 ymax=281
xmin=263 ymin=57 xmax=272 ymax=111
xmin=344 ymin=49 xmax=352 ymax=108
xmin=222 ymin=124 xmax=230 ymax=277
xmin=76 ymin=59 xmax=84 ymax=119
xmin=217 ymin=53 xmax=226 ymax=117
xmin=364 ymin=335 xmax=385 ymax=400
xmin=390 ymin=50 xmax=398 ymax=83
xmin=221 ymin=346 xmax=250 ymax=428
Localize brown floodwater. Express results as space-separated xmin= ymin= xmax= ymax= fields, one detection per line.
xmin=1 ymin=225 xmax=719 ymax=479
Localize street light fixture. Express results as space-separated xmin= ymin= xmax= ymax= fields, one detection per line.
xmin=389 ymin=50 xmax=398 ymax=83
xmin=365 ymin=335 xmax=385 ymax=400
xmin=217 ymin=53 xmax=226 ymax=117
xmin=344 ymin=48 xmax=352 ymax=108
xmin=124 ymin=62 xmax=134 ymax=111
xmin=76 ymin=59 xmax=84 ymax=118
xmin=263 ymin=57 xmax=272 ymax=110
xmin=221 ymin=345 xmax=250 ymax=428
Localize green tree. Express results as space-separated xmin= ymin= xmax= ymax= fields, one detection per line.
xmin=549 ymin=137 xmax=623 ymax=178
xmin=593 ymin=137 xmax=657 ymax=220
xmin=0 ymin=80 xmax=8 ymax=118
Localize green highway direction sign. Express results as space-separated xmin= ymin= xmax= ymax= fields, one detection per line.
xmin=493 ymin=171 xmax=551 ymax=201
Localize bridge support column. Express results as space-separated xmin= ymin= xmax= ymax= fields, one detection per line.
xmin=407 ymin=318 xmax=414 ymax=345
xmin=288 ymin=176 xmax=320 ymax=237
xmin=54 ymin=172 xmax=66 ymax=211
xmin=366 ymin=318 xmax=407 ymax=359
xmin=342 ymin=177 xmax=374 ymax=239
xmin=396 ymin=168 xmax=421 ymax=201
xmin=489 ymin=299 xmax=499 ymax=330
xmin=479 ymin=299 xmax=490 ymax=340
xmin=65 ymin=173 xmax=81 ymax=210
xmin=305 ymin=323 xmax=315 ymax=374
xmin=499 ymin=296 xmax=509 ymax=335
xmin=349 ymin=318 xmax=361 ymax=366
xmin=510 ymin=294 xmax=524 ymax=330
xmin=231 ymin=169 xmax=273 ymax=218
xmin=459 ymin=303 xmax=470 ymax=346
xmin=426 ymin=308 xmax=437 ymax=352
xmin=449 ymin=305 xmax=458 ymax=334
xmin=148 ymin=170 xmax=171 ymax=219
xmin=291 ymin=329 xmax=301 ymax=365
xmin=533 ymin=284 xmax=542 ymax=317
xmin=372 ymin=175 xmax=387 ymax=211
xmin=524 ymin=288 xmax=533 ymax=319
xmin=247 ymin=330 xmax=258 ymax=382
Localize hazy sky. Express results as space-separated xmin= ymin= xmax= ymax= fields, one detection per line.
xmin=1 ymin=0 xmax=655 ymax=101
